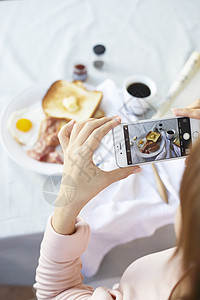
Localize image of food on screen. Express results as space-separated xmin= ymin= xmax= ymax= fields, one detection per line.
xmin=125 ymin=118 xmax=187 ymax=165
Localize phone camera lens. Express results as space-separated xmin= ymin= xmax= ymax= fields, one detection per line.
xmin=120 ymin=152 xmax=122 ymax=154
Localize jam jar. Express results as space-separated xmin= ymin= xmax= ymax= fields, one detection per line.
xmin=73 ymin=63 xmax=88 ymax=81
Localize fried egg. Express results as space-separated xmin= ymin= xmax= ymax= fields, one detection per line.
xmin=7 ymin=108 xmax=44 ymax=147
xmin=136 ymin=138 xmax=146 ymax=149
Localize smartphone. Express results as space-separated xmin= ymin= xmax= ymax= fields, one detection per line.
xmin=112 ymin=117 xmax=200 ymax=167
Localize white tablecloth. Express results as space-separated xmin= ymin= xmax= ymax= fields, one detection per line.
xmin=0 ymin=0 xmax=200 ymax=284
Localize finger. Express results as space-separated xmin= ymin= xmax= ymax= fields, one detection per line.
xmin=74 ymin=116 xmax=120 ymax=146
xmin=172 ymin=107 xmax=200 ymax=119
xmin=172 ymin=99 xmax=200 ymax=113
xmin=84 ymin=117 xmax=121 ymax=152
xmin=186 ymin=98 xmax=200 ymax=109
xmin=58 ymin=120 xmax=75 ymax=151
xmin=106 ymin=166 xmax=142 ymax=184
xmin=69 ymin=118 xmax=95 ymax=144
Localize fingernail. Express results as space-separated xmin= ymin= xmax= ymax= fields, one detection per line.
xmin=112 ymin=117 xmax=121 ymax=122
xmin=132 ymin=168 xmax=142 ymax=174
xmin=68 ymin=120 xmax=75 ymax=125
xmin=172 ymin=108 xmax=182 ymax=113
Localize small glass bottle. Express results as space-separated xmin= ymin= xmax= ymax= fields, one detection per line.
xmin=93 ymin=44 xmax=106 ymax=69
xmin=73 ymin=63 xmax=88 ymax=81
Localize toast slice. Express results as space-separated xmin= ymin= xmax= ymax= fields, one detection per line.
xmin=146 ymin=131 xmax=161 ymax=143
xmin=73 ymin=81 xmax=105 ymax=118
xmin=92 ymin=107 xmax=105 ymax=118
xmin=43 ymin=80 xmax=104 ymax=120
xmin=42 ymin=80 xmax=103 ymax=122
xmin=69 ymin=80 xmax=105 ymax=119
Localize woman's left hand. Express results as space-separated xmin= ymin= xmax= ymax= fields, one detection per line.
xmin=172 ymin=98 xmax=200 ymax=119
xmin=172 ymin=98 xmax=200 ymax=164
xmin=52 ymin=116 xmax=141 ymax=234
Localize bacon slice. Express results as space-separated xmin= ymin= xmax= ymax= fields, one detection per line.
xmin=26 ymin=117 xmax=67 ymax=164
xmin=43 ymin=151 xmax=63 ymax=164
xmin=140 ymin=140 xmax=155 ymax=153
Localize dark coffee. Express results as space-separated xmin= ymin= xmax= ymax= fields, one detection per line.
xmin=127 ymin=82 xmax=151 ymax=98
xmin=167 ymin=130 xmax=174 ymax=134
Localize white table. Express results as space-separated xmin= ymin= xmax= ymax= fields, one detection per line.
xmin=0 ymin=0 xmax=200 ymax=285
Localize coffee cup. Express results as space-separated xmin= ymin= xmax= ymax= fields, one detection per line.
xmin=166 ymin=129 xmax=175 ymax=140
xmin=122 ymin=75 xmax=157 ymax=116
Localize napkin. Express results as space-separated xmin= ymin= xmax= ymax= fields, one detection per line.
xmin=80 ymin=79 xmax=185 ymax=277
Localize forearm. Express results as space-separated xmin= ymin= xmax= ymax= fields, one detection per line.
xmin=34 ymin=214 xmax=92 ymax=299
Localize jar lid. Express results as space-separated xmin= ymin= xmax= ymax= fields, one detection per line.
xmin=93 ymin=44 xmax=106 ymax=55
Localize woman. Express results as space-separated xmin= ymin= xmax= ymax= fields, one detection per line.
xmin=34 ymin=100 xmax=200 ymax=299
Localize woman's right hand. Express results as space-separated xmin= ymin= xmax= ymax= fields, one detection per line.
xmin=52 ymin=116 xmax=141 ymax=235
xmin=172 ymin=98 xmax=200 ymax=119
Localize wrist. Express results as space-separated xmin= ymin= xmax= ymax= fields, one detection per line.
xmin=52 ymin=210 xmax=77 ymax=235
xmin=57 ymin=182 xmax=83 ymax=211
xmin=52 ymin=205 xmax=79 ymax=235
xmin=52 ymin=188 xmax=81 ymax=235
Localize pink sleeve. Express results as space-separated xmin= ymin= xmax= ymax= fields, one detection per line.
xmin=33 ymin=215 xmax=121 ymax=300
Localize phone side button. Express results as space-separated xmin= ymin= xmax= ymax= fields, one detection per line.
xmin=193 ymin=131 xmax=199 ymax=138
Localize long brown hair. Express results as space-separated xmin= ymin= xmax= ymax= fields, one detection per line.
xmin=170 ymin=137 xmax=200 ymax=299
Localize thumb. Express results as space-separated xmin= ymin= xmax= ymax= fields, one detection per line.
xmin=58 ymin=120 xmax=75 ymax=151
xmin=106 ymin=166 xmax=142 ymax=184
xmin=172 ymin=107 xmax=200 ymax=119
xmin=186 ymin=98 xmax=200 ymax=109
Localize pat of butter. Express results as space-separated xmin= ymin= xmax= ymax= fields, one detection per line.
xmin=63 ymin=96 xmax=79 ymax=112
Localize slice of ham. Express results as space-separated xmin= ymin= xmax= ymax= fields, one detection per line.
xmin=26 ymin=117 xmax=67 ymax=164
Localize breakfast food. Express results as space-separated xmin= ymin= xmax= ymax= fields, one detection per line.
xmin=42 ymin=80 xmax=103 ymax=122
xmin=7 ymin=108 xmax=44 ymax=147
xmin=137 ymin=138 xmax=146 ymax=147
xmin=140 ymin=141 xmax=159 ymax=154
xmin=148 ymin=144 xmax=160 ymax=153
xmin=73 ymin=81 xmax=105 ymax=118
xmin=7 ymin=80 xmax=105 ymax=165
xmin=140 ymin=140 xmax=155 ymax=153
xmin=146 ymin=131 xmax=161 ymax=143
xmin=92 ymin=107 xmax=105 ymax=118
xmin=27 ymin=117 xmax=67 ymax=164
xmin=136 ymin=130 xmax=162 ymax=154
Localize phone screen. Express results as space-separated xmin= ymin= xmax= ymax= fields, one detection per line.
xmin=123 ymin=117 xmax=191 ymax=165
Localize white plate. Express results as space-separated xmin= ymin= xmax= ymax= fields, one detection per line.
xmin=0 ymin=81 xmax=110 ymax=175
xmin=134 ymin=133 xmax=165 ymax=158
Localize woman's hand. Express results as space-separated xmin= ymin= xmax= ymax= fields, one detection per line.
xmin=172 ymin=98 xmax=200 ymax=119
xmin=52 ymin=116 xmax=141 ymax=235
xmin=172 ymin=99 xmax=200 ymax=165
